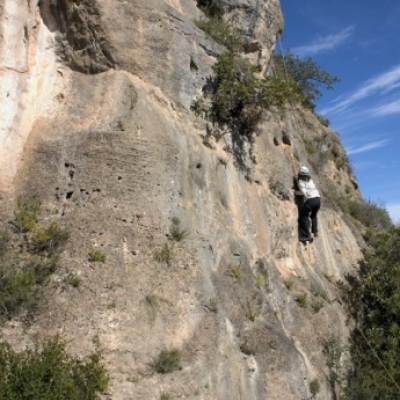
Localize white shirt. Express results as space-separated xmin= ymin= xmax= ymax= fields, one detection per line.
xmin=297 ymin=178 xmax=320 ymax=200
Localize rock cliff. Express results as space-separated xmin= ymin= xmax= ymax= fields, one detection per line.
xmin=0 ymin=1 xmax=363 ymax=399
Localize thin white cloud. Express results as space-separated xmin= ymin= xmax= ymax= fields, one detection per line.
xmin=371 ymin=98 xmax=400 ymax=116
xmin=322 ymin=64 xmax=400 ymax=115
xmin=292 ymin=26 xmax=354 ymax=57
xmin=387 ymin=203 xmax=400 ymax=224
xmin=346 ymin=139 xmax=389 ymax=155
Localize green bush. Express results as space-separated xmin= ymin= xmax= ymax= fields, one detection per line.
xmin=169 ymin=217 xmax=189 ymax=242
xmin=88 ymin=250 xmax=106 ymax=263
xmin=31 ymin=222 xmax=69 ymax=255
xmin=196 ymin=17 xmax=242 ymax=51
xmin=272 ymin=52 xmax=340 ymax=110
xmin=309 ymin=378 xmax=320 ymax=397
xmin=153 ymin=243 xmax=172 ymax=264
xmin=154 ymin=349 xmax=182 ymax=374
xmin=28 ymin=256 xmax=59 ymax=285
xmin=0 ymin=336 xmax=109 ymax=399
xmin=304 ymin=139 xmax=316 ymax=154
xmin=295 ymin=292 xmax=308 ymax=308
xmin=311 ymin=300 xmax=324 ymax=314
xmin=255 ymin=272 xmax=265 ymax=289
xmin=14 ymin=196 xmax=41 ymax=233
xmin=283 ymin=278 xmax=293 ymax=290
xmin=345 ymin=227 xmax=400 ymax=399
xmin=191 ymin=96 xmax=210 ymax=117
xmin=316 ymin=113 xmax=330 ymax=127
xmin=228 ymin=264 xmax=242 ymax=282
xmin=0 ymin=265 xmax=38 ymax=320
xmin=0 ymin=197 xmax=68 ymax=322
xmin=245 ymin=300 xmax=258 ymax=322
xmin=63 ymin=272 xmax=82 ymax=288
xmin=209 ymin=51 xmax=296 ymax=138
xmin=337 ymin=198 xmax=392 ymax=231
xmin=0 ymin=256 xmax=59 ymax=321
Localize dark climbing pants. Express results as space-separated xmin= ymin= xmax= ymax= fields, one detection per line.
xmin=299 ymin=197 xmax=320 ymax=239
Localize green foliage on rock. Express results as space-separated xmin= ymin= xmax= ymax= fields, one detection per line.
xmin=31 ymin=222 xmax=69 ymax=255
xmin=344 ymin=227 xmax=400 ymax=399
xmin=273 ymin=52 xmax=340 ymax=110
xmin=195 ymin=10 xmax=339 ymax=139
xmin=153 ymin=243 xmax=172 ymax=264
xmin=337 ymin=198 xmax=392 ymax=231
xmin=88 ymin=249 xmax=106 ymax=263
xmin=14 ymin=196 xmax=41 ymax=233
xmin=296 ymin=292 xmax=308 ymax=308
xmin=196 ymin=18 xmax=242 ymax=51
xmin=169 ymin=217 xmax=189 ymax=242
xmin=0 ymin=336 xmax=109 ymax=399
xmin=0 ymin=197 xmax=69 ymax=321
xmin=153 ymin=349 xmax=182 ymax=374
xmin=210 ymin=51 xmax=295 ymax=137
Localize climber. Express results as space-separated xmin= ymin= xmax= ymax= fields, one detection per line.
xmin=295 ymin=166 xmax=321 ymax=243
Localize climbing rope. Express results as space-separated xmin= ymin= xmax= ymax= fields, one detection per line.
xmin=268 ymin=35 xmax=301 ymax=178
xmin=276 ymin=35 xmax=303 ymax=141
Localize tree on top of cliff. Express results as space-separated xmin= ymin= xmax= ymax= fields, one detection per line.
xmin=272 ymin=51 xmax=340 ymax=110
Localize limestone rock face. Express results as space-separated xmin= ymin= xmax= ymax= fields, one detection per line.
xmin=0 ymin=1 xmax=361 ymax=399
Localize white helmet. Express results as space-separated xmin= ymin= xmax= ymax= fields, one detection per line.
xmin=299 ymin=166 xmax=310 ymax=176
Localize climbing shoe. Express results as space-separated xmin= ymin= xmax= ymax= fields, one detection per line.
xmin=300 ymin=236 xmax=313 ymax=244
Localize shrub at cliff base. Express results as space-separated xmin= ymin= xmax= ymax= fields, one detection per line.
xmin=345 ymin=227 xmax=400 ymax=399
xmin=0 ymin=336 xmax=109 ymax=400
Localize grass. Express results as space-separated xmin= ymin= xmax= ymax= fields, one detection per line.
xmin=153 ymin=349 xmax=181 ymax=374
xmin=153 ymin=243 xmax=172 ymax=264
xmin=295 ymin=292 xmax=308 ymax=308
xmin=143 ymin=294 xmax=160 ymax=323
xmin=169 ymin=217 xmax=189 ymax=242
xmin=283 ymin=278 xmax=294 ymax=290
xmin=304 ymin=139 xmax=316 ymax=154
xmin=245 ymin=301 xmax=258 ymax=322
xmin=228 ymin=265 xmax=241 ymax=282
xmin=311 ymin=300 xmax=324 ymax=314
xmin=31 ymin=222 xmax=69 ymax=255
xmin=14 ymin=196 xmax=41 ymax=233
xmin=107 ymin=300 xmax=116 ymax=310
xmin=312 ymin=286 xmax=329 ymax=301
xmin=63 ymin=273 xmax=81 ymax=288
xmin=88 ymin=250 xmax=106 ymax=263
xmin=255 ymin=272 xmax=265 ymax=289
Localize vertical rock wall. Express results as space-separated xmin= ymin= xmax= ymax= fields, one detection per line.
xmin=0 ymin=1 xmax=361 ymax=399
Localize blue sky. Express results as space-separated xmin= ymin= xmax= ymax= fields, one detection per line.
xmin=279 ymin=0 xmax=400 ymax=223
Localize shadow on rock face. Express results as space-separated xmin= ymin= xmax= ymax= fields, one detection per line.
xmin=39 ymin=0 xmax=115 ymax=74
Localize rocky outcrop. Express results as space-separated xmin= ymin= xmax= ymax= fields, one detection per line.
xmin=0 ymin=1 xmax=361 ymax=399
xmin=41 ymin=0 xmax=115 ymax=73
